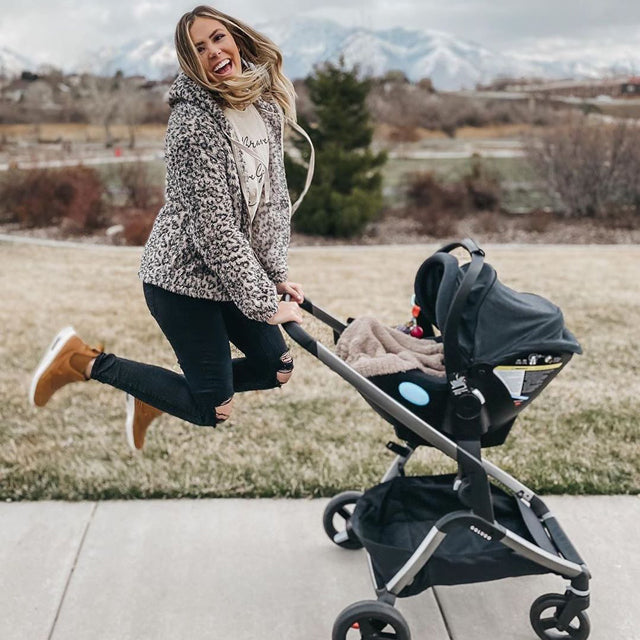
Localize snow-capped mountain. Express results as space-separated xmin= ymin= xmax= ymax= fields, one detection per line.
xmin=4 ymin=18 xmax=639 ymax=89
xmin=259 ymin=19 xmax=353 ymax=80
xmin=336 ymin=27 xmax=515 ymax=90
xmin=256 ymin=20 xmax=521 ymax=89
xmin=261 ymin=21 xmax=510 ymax=89
xmin=266 ymin=20 xmax=640 ymax=89
xmin=78 ymin=37 xmax=177 ymax=80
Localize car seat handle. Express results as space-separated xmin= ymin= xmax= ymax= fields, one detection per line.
xmin=438 ymin=239 xmax=485 ymax=378
xmin=438 ymin=237 xmax=485 ymax=258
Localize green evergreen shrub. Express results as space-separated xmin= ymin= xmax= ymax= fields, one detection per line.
xmin=287 ymin=59 xmax=386 ymax=238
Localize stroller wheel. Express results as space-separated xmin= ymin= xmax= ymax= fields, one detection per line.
xmin=332 ymin=600 xmax=411 ymax=640
xmin=530 ymin=593 xmax=591 ymax=640
xmin=323 ymin=491 xmax=364 ymax=550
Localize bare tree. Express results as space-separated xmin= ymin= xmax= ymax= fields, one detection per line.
xmin=117 ymin=80 xmax=148 ymax=149
xmin=526 ymin=115 xmax=640 ymax=219
xmin=80 ymin=74 xmax=119 ymax=147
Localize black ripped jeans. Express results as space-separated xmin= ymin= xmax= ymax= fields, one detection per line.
xmin=90 ymin=283 xmax=291 ymax=426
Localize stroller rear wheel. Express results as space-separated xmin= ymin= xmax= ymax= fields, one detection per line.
xmin=322 ymin=491 xmax=364 ymax=550
xmin=332 ymin=600 xmax=411 ymax=640
xmin=530 ymin=593 xmax=590 ymax=640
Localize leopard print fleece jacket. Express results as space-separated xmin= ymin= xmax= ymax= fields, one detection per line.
xmin=138 ymin=72 xmax=292 ymax=322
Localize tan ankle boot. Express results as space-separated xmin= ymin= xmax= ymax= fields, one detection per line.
xmin=125 ymin=394 xmax=163 ymax=451
xmin=30 ymin=326 xmax=103 ymax=407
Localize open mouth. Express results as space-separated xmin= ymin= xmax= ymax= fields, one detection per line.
xmin=212 ymin=58 xmax=233 ymax=76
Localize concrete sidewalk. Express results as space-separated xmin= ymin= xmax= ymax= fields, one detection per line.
xmin=1 ymin=496 xmax=637 ymax=640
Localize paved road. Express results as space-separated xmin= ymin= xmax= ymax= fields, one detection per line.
xmin=1 ymin=496 xmax=637 ymax=640
xmin=0 ymin=152 xmax=163 ymax=172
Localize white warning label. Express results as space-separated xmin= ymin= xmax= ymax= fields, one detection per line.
xmin=493 ymin=368 xmax=526 ymax=399
xmin=494 ymin=363 xmax=562 ymax=401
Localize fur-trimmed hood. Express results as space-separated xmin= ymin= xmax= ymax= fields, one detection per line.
xmin=168 ymin=73 xmax=278 ymax=117
xmin=167 ymin=72 xmax=314 ymax=214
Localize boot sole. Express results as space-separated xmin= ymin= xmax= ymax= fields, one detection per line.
xmin=29 ymin=326 xmax=77 ymax=407
xmin=125 ymin=393 xmax=138 ymax=451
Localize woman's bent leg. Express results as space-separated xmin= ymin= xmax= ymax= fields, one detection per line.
xmin=221 ymin=302 xmax=293 ymax=392
xmin=90 ymin=354 xmax=223 ymax=425
xmin=91 ymin=284 xmax=235 ymax=426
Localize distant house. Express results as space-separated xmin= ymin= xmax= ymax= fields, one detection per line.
xmin=620 ymin=77 xmax=640 ymax=95
xmin=23 ymin=79 xmax=55 ymax=107
xmin=0 ymin=76 xmax=62 ymax=114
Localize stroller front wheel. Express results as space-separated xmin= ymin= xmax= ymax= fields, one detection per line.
xmin=332 ymin=600 xmax=411 ymax=640
xmin=530 ymin=593 xmax=591 ymax=640
xmin=322 ymin=491 xmax=364 ymax=550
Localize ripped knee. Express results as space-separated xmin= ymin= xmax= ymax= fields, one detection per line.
xmin=276 ymin=350 xmax=294 ymax=385
xmin=215 ymin=396 xmax=234 ymax=423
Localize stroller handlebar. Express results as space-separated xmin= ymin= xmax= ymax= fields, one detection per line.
xmin=282 ymin=295 xmax=347 ymax=356
xmin=281 ymin=298 xmax=318 ymax=356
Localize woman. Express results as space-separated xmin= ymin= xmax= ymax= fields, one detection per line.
xmin=29 ymin=5 xmax=315 ymax=451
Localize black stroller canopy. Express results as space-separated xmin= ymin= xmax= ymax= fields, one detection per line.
xmin=414 ymin=251 xmax=582 ymax=368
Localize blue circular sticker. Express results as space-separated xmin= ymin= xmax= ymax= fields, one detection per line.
xmin=398 ymin=382 xmax=431 ymax=406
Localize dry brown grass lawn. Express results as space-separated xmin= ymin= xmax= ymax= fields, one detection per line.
xmin=0 ymin=123 xmax=167 ymax=144
xmin=1 ymin=241 xmax=638 ymax=499
xmin=375 ymin=123 xmax=533 ymax=142
xmin=3 ymin=122 xmax=525 ymax=146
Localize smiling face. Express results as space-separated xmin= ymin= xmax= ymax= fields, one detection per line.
xmin=189 ymin=17 xmax=242 ymax=80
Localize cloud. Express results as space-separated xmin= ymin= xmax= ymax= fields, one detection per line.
xmin=132 ymin=1 xmax=172 ymax=20
xmin=1 ymin=0 xmax=639 ymax=69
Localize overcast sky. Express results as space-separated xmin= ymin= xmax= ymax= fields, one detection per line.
xmin=1 ymin=0 xmax=639 ymax=68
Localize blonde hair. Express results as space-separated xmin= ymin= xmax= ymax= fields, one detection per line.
xmin=175 ymin=5 xmax=296 ymax=120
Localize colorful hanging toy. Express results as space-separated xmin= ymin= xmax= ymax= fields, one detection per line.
xmin=396 ymin=294 xmax=424 ymax=338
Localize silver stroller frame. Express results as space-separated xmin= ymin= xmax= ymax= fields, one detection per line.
xmin=283 ymin=295 xmax=591 ymax=640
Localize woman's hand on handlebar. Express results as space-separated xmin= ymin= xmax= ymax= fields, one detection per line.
xmin=276 ymin=281 xmax=304 ymax=303
xmin=267 ymin=300 xmax=303 ymax=325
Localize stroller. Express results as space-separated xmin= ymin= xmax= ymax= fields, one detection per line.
xmin=282 ymin=240 xmax=591 ymax=640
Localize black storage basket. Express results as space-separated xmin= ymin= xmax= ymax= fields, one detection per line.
xmin=351 ymin=474 xmax=553 ymax=598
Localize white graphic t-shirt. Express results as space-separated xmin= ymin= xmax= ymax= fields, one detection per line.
xmin=223 ymin=104 xmax=270 ymax=224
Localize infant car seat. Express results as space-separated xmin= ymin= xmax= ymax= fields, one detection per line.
xmin=368 ymin=239 xmax=582 ymax=448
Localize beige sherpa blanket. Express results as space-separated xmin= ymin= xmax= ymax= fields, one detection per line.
xmin=335 ymin=316 xmax=446 ymax=378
